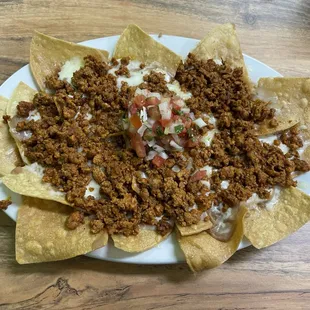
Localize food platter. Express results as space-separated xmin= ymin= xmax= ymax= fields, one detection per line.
xmin=0 ymin=32 xmax=289 ymax=265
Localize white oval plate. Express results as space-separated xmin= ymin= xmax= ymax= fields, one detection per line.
xmin=0 ymin=34 xmax=283 ymax=264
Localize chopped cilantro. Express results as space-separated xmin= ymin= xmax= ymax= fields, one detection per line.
xmin=172 ymin=109 xmax=184 ymax=116
xmin=156 ymin=126 xmax=164 ymax=136
xmin=175 ymin=124 xmax=184 ymax=134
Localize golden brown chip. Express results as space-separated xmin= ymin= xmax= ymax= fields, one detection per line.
xmin=0 ymin=96 xmax=22 ymax=175
xmin=30 ymin=31 xmax=109 ymax=90
xmin=177 ymin=206 xmax=247 ymax=272
xmin=113 ymin=24 xmax=182 ymax=76
xmin=243 ymin=187 xmax=310 ymax=249
xmin=16 ymin=196 xmax=108 ymax=264
xmin=256 ymin=78 xmax=310 ymax=135
xmin=6 ymin=82 xmax=37 ymax=164
xmin=2 ymin=166 xmax=68 ymax=205
xmin=191 ymin=23 xmax=251 ymax=88
xmin=176 ymin=219 xmax=213 ymax=236
xmin=112 ymin=227 xmax=172 ymax=253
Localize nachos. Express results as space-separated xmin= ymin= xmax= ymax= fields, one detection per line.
xmin=1 ymin=24 xmax=310 ymax=271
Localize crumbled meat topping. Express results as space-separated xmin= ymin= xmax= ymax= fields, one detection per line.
xmin=12 ymin=54 xmax=310 ymax=238
xmin=0 ymin=199 xmax=12 ymax=210
xmin=16 ymin=101 xmax=35 ymax=118
xmin=2 ymin=115 xmax=11 ymax=123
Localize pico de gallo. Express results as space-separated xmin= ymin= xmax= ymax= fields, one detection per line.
xmin=124 ymin=88 xmax=216 ymax=168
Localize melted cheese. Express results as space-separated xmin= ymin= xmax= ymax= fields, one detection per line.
xmin=259 ymin=134 xmax=289 ymax=154
xmin=244 ymin=187 xmax=280 ymax=211
xmin=58 ymin=57 xmax=84 ymax=84
xmin=110 ymin=60 xmax=172 ymax=88
xmin=24 ymin=162 xmax=45 ymax=177
xmin=201 ymin=129 xmax=219 ymax=147
xmin=84 ymin=179 xmax=101 ymax=199
xmin=167 ymin=81 xmax=192 ymax=100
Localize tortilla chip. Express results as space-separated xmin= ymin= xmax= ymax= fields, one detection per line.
xmin=6 ymin=82 xmax=37 ymax=164
xmin=0 ymin=96 xmax=22 ymax=175
xmin=256 ymin=78 xmax=310 ymax=135
xmin=192 ymin=23 xmax=251 ymax=88
xmin=113 ymin=24 xmax=182 ymax=75
xmin=177 ymin=206 xmax=247 ymax=272
xmin=16 ymin=196 xmax=108 ymax=264
xmin=243 ymin=187 xmax=310 ymax=249
xmin=2 ymin=166 xmax=68 ymax=205
xmin=30 ymin=31 xmax=109 ymax=90
xmin=177 ymin=219 xmax=213 ymax=236
xmin=112 ymin=227 xmax=172 ymax=253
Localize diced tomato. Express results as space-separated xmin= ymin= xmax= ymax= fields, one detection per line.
xmin=189 ymin=170 xmax=206 ymax=183
xmin=129 ymin=103 xmax=138 ymax=115
xmin=152 ymin=122 xmax=164 ymax=136
xmin=172 ymin=115 xmax=180 ymax=122
xmin=130 ymin=114 xmax=142 ymax=129
xmin=145 ymin=97 xmax=160 ymax=107
xmin=172 ymin=103 xmax=181 ymax=111
xmin=159 ymin=118 xmax=171 ymax=127
xmin=133 ymin=95 xmax=146 ymax=108
xmin=182 ymin=116 xmax=192 ymax=129
xmin=152 ymin=155 xmax=165 ymax=168
xmin=148 ymin=106 xmax=161 ymax=120
xmin=131 ymin=133 xmax=146 ymax=158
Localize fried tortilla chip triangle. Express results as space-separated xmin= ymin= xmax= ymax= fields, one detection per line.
xmin=256 ymin=77 xmax=310 ymax=136
xmin=113 ymin=24 xmax=182 ymax=76
xmin=177 ymin=206 xmax=247 ymax=272
xmin=243 ymin=186 xmax=310 ymax=249
xmin=30 ymin=31 xmax=109 ymax=90
xmin=2 ymin=165 xmax=68 ymax=205
xmin=6 ymin=82 xmax=37 ymax=165
xmin=192 ymin=23 xmax=251 ymax=88
xmin=177 ymin=219 xmax=213 ymax=237
xmin=16 ymin=196 xmax=108 ymax=264
xmin=0 ymin=96 xmax=22 ymax=175
xmin=112 ymin=226 xmax=172 ymax=252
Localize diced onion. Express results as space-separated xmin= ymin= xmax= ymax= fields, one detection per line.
xmin=140 ymin=107 xmax=148 ymax=122
xmin=149 ymin=92 xmax=161 ymax=99
xmin=153 ymin=144 xmax=164 ymax=153
xmin=201 ymin=180 xmax=211 ymax=188
xmin=159 ymin=151 xmax=169 ymax=160
xmin=159 ymin=99 xmax=172 ymax=120
xmin=169 ymin=140 xmax=184 ymax=151
xmin=135 ymin=88 xmax=149 ymax=97
xmin=146 ymin=151 xmax=157 ymax=160
xmin=189 ymin=112 xmax=195 ymax=120
xmin=186 ymin=157 xmax=193 ymax=170
xmin=174 ymin=98 xmax=185 ymax=108
xmin=144 ymin=118 xmax=155 ymax=128
xmin=137 ymin=124 xmax=147 ymax=136
xmin=208 ymin=115 xmax=216 ymax=125
xmin=147 ymin=139 xmax=156 ymax=147
xmin=194 ymin=118 xmax=207 ymax=128
xmin=172 ymin=165 xmax=181 ymax=172
xmin=172 ymin=134 xmax=182 ymax=145
xmin=201 ymin=165 xmax=213 ymax=176
xmin=181 ymin=108 xmax=190 ymax=114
